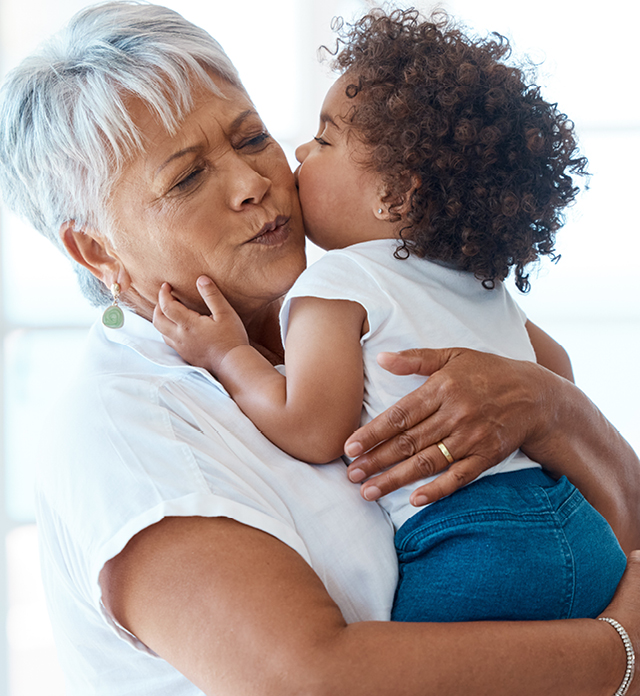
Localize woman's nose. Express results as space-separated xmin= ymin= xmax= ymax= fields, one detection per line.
xmin=295 ymin=140 xmax=311 ymax=164
xmin=229 ymin=159 xmax=271 ymax=210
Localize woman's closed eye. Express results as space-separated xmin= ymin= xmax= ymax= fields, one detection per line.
xmin=314 ymin=136 xmax=329 ymax=146
xmin=240 ymin=131 xmax=272 ymax=151
xmin=171 ymin=167 xmax=205 ymax=192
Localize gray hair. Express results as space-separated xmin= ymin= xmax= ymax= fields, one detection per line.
xmin=0 ymin=1 xmax=242 ymax=306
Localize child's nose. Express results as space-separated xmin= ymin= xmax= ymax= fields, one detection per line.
xmin=295 ymin=140 xmax=311 ymax=163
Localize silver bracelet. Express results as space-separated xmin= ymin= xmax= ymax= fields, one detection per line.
xmin=599 ymin=617 xmax=636 ymax=696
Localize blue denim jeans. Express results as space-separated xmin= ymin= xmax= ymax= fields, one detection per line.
xmin=391 ymin=468 xmax=626 ymax=622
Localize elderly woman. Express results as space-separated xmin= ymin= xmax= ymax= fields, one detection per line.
xmin=1 ymin=2 xmax=639 ymax=695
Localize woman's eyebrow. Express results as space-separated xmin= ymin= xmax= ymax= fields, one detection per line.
xmin=156 ymin=146 xmax=201 ymax=175
xmin=229 ymin=109 xmax=259 ymax=130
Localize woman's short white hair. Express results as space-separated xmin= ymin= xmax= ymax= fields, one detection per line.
xmin=0 ymin=0 xmax=242 ymax=306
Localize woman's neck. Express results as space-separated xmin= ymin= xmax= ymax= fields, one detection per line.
xmin=243 ymin=300 xmax=284 ymax=365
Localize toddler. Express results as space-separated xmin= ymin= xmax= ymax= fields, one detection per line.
xmin=154 ymin=9 xmax=626 ymax=622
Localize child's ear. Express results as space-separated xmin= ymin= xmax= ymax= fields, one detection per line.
xmin=374 ymin=173 xmax=421 ymax=220
xmin=59 ymin=220 xmax=130 ymax=291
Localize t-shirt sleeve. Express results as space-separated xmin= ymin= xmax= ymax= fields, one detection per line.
xmin=36 ymin=371 xmax=312 ymax=656
xmin=516 ymin=301 xmax=528 ymax=324
xmin=279 ymin=251 xmax=389 ymax=345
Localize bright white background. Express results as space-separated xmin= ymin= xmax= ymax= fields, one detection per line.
xmin=0 ymin=1 xmax=638 ymax=693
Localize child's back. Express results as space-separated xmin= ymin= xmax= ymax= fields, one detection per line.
xmin=281 ymin=238 xmax=539 ymax=527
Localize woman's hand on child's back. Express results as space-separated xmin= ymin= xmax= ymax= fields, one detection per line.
xmin=153 ymin=276 xmax=249 ymax=374
xmin=344 ymin=347 xmax=547 ymax=505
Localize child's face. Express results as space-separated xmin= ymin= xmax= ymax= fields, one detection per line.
xmin=295 ymin=76 xmax=393 ymax=251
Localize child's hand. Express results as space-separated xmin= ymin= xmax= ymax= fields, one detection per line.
xmin=153 ymin=275 xmax=249 ymax=374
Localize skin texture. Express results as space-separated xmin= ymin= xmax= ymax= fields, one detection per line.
xmin=525 ymin=319 xmax=575 ymax=381
xmin=60 ymin=75 xmax=640 ymax=694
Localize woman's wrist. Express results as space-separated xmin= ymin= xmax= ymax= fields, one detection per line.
xmin=599 ymin=617 xmax=636 ymax=696
xmin=515 ymin=363 xmax=567 ymax=466
xmin=518 ymin=361 xmax=640 ymax=552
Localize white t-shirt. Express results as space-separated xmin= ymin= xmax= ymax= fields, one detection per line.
xmin=35 ymin=311 xmax=397 ymax=695
xmin=281 ymin=239 xmax=540 ymax=529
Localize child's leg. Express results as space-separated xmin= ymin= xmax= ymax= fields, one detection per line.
xmin=391 ymin=469 xmax=626 ymax=623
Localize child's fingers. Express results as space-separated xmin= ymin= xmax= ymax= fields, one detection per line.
xmin=156 ymin=282 xmax=176 ymax=318
xmin=196 ymin=275 xmax=232 ymax=318
xmin=157 ymin=282 xmax=195 ymax=324
xmin=154 ymin=284 xmax=173 ymax=322
xmin=152 ymin=299 xmax=176 ymax=337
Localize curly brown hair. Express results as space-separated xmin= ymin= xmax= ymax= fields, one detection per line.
xmin=328 ymin=8 xmax=588 ymax=292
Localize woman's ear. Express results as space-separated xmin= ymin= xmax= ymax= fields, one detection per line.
xmin=59 ymin=220 xmax=128 ymax=289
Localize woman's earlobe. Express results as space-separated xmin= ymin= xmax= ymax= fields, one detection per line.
xmin=59 ymin=220 xmax=122 ymax=284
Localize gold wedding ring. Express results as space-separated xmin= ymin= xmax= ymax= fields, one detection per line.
xmin=436 ymin=440 xmax=455 ymax=464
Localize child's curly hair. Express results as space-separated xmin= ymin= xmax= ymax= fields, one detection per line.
xmin=330 ymin=8 xmax=588 ymax=292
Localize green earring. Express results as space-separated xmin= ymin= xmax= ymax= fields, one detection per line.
xmin=102 ymin=283 xmax=125 ymax=329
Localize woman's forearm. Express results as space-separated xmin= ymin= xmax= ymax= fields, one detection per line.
xmin=521 ymin=366 xmax=640 ymax=553
xmin=326 ymin=618 xmax=623 ymax=696
xmin=101 ymin=516 xmax=636 ymax=696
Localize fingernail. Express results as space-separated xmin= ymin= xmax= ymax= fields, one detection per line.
xmin=348 ymin=468 xmax=366 ymax=483
xmin=412 ymin=495 xmax=428 ymax=507
xmin=344 ymin=441 xmax=363 ymax=457
xmin=363 ymin=485 xmax=381 ymax=501
xmin=197 ymin=275 xmax=212 ymax=286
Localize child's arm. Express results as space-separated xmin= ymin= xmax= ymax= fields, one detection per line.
xmin=153 ymin=276 xmax=366 ymax=464
xmin=525 ymin=320 xmax=574 ymax=382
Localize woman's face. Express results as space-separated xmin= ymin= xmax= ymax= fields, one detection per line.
xmin=106 ymin=77 xmax=306 ymax=323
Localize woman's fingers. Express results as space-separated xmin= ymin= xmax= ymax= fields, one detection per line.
xmin=344 ymin=385 xmax=437 ymax=461
xmin=345 ymin=347 xmax=537 ymax=499
xmin=407 ymin=455 xmax=491 ymax=506
xmin=376 ymin=347 xmax=454 ymax=377
xmin=355 ymin=440 xmax=453 ymax=500
xmin=346 ymin=398 xmax=458 ymax=478
xmin=355 ymin=439 xmax=489 ymax=504
xmin=344 ymin=348 xmax=457 ymax=459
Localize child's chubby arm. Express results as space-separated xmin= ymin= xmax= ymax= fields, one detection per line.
xmin=153 ymin=276 xmax=367 ymax=464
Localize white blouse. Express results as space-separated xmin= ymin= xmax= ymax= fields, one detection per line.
xmin=36 ymin=310 xmax=397 ymax=695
